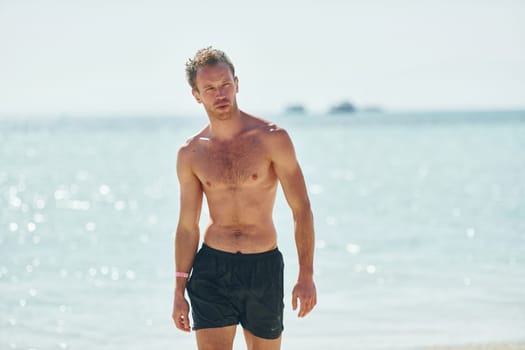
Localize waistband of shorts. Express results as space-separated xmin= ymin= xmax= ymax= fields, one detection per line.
xmin=200 ymin=243 xmax=280 ymax=260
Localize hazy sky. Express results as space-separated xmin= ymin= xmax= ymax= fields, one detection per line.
xmin=1 ymin=0 xmax=524 ymax=117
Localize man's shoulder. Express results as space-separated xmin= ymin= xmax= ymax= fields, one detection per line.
xmin=243 ymin=112 xmax=290 ymax=140
xmin=243 ymin=115 xmax=294 ymax=158
xmin=177 ymin=126 xmax=208 ymax=158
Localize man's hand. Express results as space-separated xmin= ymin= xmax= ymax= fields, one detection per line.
xmin=292 ymin=278 xmax=317 ymax=318
xmin=172 ymin=294 xmax=191 ymax=332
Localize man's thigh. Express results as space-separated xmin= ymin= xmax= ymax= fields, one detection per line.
xmin=243 ymin=329 xmax=282 ymax=350
xmin=196 ymin=325 xmax=237 ymax=350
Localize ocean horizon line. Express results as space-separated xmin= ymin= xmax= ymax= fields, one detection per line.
xmin=1 ymin=107 xmax=525 ymax=121
xmin=1 ymin=106 xmax=525 ymax=121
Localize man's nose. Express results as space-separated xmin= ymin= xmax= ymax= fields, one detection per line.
xmin=217 ymin=86 xmax=226 ymax=98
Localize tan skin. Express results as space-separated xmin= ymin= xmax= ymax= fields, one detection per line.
xmin=172 ymin=62 xmax=316 ymax=350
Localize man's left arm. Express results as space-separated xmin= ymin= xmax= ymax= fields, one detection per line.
xmin=269 ymin=128 xmax=317 ymax=318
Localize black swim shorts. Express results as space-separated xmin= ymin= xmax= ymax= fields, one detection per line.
xmin=186 ymin=243 xmax=284 ymax=339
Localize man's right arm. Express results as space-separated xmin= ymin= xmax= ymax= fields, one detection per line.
xmin=172 ymin=144 xmax=203 ymax=332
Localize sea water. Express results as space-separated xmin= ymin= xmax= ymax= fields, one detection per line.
xmin=1 ymin=111 xmax=524 ymax=350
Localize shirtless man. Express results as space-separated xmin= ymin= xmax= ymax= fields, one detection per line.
xmin=172 ymin=47 xmax=317 ymax=350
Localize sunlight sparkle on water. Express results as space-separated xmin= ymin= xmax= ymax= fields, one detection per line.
xmin=33 ymin=213 xmax=45 ymax=223
xmin=34 ymin=198 xmax=46 ymax=209
xmin=63 ymin=200 xmax=90 ymax=210
xmin=346 ymin=243 xmax=361 ymax=254
xmin=309 ymin=184 xmax=324 ymax=195
xmin=325 ymin=216 xmax=337 ymax=225
xmin=27 ymin=222 xmax=36 ymax=232
xmin=10 ymin=196 xmax=22 ymax=208
xmin=126 ymin=270 xmax=136 ymax=280
xmin=366 ymin=265 xmax=377 ymax=274
xmin=114 ymin=200 xmax=126 ymax=210
xmin=8 ymin=185 xmax=21 ymax=206
xmin=54 ymin=188 xmax=69 ymax=200
xmin=99 ymin=184 xmax=111 ymax=195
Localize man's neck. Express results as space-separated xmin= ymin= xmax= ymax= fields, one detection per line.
xmin=207 ymin=109 xmax=245 ymax=141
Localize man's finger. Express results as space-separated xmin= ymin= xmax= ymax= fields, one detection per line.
xmin=177 ymin=314 xmax=191 ymax=332
xmin=181 ymin=314 xmax=191 ymax=331
xmin=298 ymin=297 xmax=314 ymax=318
xmin=298 ymin=297 xmax=306 ymax=317
xmin=292 ymin=293 xmax=298 ymax=311
xmin=299 ymin=298 xmax=307 ymax=317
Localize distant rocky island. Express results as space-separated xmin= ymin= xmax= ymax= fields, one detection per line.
xmin=282 ymin=101 xmax=383 ymax=115
xmin=284 ymin=104 xmax=307 ymax=114
xmin=329 ymin=101 xmax=356 ymax=114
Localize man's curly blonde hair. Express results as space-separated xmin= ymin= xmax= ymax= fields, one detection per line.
xmin=185 ymin=47 xmax=236 ymax=90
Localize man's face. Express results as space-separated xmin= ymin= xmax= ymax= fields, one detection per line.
xmin=192 ymin=63 xmax=239 ymax=119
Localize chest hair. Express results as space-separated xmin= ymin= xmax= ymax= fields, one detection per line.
xmin=204 ymin=136 xmax=264 ymax=185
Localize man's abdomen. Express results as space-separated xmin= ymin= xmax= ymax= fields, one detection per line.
xmin=203 ymin=222 xmax=278 ymax=254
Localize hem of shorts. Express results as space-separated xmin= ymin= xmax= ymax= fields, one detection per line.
xmin=242 ymin=325 xmax=284 ymax=340
xmin=192 ymin=322 xmax=239 ymax=331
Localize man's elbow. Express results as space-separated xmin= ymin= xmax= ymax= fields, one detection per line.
xmin=292 ymin=202 xmax=313 ymax=223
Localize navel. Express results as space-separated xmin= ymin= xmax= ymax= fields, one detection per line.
xmin=205 ymin=180 xmax=212 ymax=187
xmin=251 ymin=173 xmax=258 ymax=181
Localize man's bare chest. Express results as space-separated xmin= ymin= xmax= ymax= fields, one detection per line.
xmin=192 ymin=137 xmax=271 ymax=187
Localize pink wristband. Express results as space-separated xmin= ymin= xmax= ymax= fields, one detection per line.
xmin=175 ymin=272 xmax=189 ymax=278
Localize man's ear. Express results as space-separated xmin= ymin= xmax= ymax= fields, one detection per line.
xmin=234 ymin=76 xmax=239 ymax=93
xmin=192 ymin=89 xmax=202 ymax=104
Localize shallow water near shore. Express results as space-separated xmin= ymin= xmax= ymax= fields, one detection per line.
xmin=1 ymin=110 xmax=524 ymax=349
